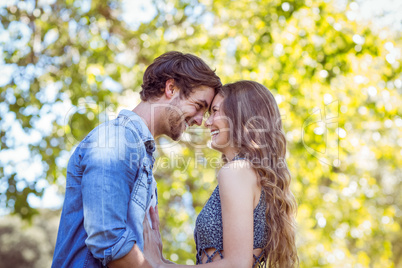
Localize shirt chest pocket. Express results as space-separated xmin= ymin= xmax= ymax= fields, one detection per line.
xmin=132 ymin=163 xmax=152 ymax=211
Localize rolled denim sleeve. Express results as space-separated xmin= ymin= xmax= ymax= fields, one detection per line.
xmin=80 ymin=123 xmax=143 ymax=265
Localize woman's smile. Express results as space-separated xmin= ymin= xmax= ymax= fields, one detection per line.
xmin=210 ymin=129 xmax=220 ymax=137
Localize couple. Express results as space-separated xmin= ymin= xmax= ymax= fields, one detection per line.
xmin=52 ymin=51 xmax=298 ymax=268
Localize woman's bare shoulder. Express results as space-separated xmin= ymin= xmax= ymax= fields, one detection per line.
xmin=217 ymin=160 xmax=258 ymax=187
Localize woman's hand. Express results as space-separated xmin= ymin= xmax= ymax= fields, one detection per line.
xmin=143 ymin=206 xmax=165 ymax=267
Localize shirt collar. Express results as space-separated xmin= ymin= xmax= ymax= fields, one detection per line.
xmin=117 ymin=109 xmax=156 ymax=154
xmin=118 ymin=109 xmax=154 ymax=142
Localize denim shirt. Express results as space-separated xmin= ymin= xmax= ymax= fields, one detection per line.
xmin=52 ymin=109 xmax=157 ymax=268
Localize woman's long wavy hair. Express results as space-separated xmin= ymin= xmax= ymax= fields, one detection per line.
xmin=219 ymin=81 xmax=298 ymax=268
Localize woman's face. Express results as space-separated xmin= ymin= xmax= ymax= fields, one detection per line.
xmin=205 ymin=94 xmax=231 ymax=152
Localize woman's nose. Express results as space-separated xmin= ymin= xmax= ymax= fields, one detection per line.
xmin=204 ymin=115 xmax=212 ymax=127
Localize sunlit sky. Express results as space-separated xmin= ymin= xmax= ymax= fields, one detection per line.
xmin=0 ymin=0 xmax=401 ymax=215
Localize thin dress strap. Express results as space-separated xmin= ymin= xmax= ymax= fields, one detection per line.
xmin=231 ymin=154 xmax=246 ymax=161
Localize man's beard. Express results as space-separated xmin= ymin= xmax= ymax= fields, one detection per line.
xmin=166 ymin=99 xmax=185 ymax=141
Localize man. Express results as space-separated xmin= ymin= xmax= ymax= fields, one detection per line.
xmin=52 ymin=51 xmax=221 ymax=267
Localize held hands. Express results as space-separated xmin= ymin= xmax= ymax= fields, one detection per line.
xmin=143 ymin=206 xmax=165 ymax=268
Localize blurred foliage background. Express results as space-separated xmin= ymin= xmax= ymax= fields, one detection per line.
xmin=1 ymin=0 xmax=402 ymax=267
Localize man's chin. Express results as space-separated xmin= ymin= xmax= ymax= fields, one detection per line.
xmin=171 ymin=135 xmax=181 ymax=141
xmin=168 ymin=131 xmax=183 ymax=141
xmin=168 ymin=123 xmax=186 ymax=141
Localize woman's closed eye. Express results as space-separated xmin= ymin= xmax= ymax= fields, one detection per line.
xmin=206 ymin=107 xmax=218 ymax=118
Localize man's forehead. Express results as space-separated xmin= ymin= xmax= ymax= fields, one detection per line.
xmin=189 ymin=86 xmax=214 ymax=105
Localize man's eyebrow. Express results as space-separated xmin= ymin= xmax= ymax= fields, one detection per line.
xmin=198 ymin=100 xmax=208 ymax=109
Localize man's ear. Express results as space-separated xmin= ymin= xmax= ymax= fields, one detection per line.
xmin=164 ymin=79 xmax=178 ymax=100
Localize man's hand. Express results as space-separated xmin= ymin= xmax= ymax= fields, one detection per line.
xmin=150 ymin=206 xmax=163 ymax=252
xmin=143 ymin=206 xmax=164 ymax=267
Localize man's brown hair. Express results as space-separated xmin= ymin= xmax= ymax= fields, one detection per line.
xmin=140 ymin=51 xmax=222 ymax=101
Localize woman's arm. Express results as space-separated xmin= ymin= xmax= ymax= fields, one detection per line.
xmin=146 ymin=160 xmax=258 ymax=268
xmin=218 ymin=160 xmax=257 ymax=267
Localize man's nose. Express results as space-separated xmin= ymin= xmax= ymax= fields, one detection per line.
xmin=193 ymin=115 xmax=203 ymax=126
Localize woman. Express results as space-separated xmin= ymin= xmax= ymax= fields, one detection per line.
xmin=144 ymin=81 xmax=298 ymax=267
